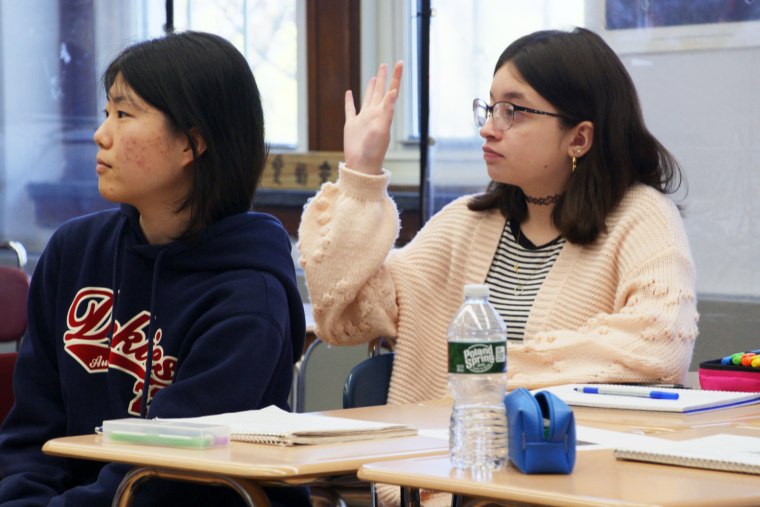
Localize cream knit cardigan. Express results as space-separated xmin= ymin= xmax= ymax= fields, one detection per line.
xmin=298 ymin=165 xmax=698 ymax=404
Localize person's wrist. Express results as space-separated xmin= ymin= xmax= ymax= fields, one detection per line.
xmin=344 ymin=156 xmax=382 ymax=175
xmin=338 ymin=164 xmax=390 ymax=196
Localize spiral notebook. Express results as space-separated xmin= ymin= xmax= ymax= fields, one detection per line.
xmin=166 ymin=406 xmax=417 ymax=446
xmin=541 ymin=384 xmax=760 ymax=413
xmin=614 ymin=434 xmax=760 ymax=475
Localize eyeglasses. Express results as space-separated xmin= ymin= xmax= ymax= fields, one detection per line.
xmin=473 ymin=98 xmax=566 ymax=131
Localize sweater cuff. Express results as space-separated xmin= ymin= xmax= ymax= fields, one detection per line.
xmin=337 ymin=162 xmax=391 ymax=201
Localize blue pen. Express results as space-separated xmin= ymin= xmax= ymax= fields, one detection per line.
xmin=574 ymin=386 xmax=679 ymax=400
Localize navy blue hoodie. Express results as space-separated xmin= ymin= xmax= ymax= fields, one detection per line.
xmin=0 ymin=205 xmax=308 ymax=506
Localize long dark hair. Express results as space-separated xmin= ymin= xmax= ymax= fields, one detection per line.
xmin=468 ymin=27 xmax=683 ymax=244
xmin=103 ymin=31 xmax=267 ymax=241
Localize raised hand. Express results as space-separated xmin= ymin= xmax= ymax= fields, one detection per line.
xmin=344 ymin=61 xmax=404 ymax=175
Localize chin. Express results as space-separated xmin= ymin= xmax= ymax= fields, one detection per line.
xmin=486 ymin=167 xmax=516 ymax=186
xmin=97 ymin=185 xmax=121 ymax=204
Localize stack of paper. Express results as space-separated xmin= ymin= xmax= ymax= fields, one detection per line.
xmin=540 ymin=384 xmax=760 ymax=413
xmin=165 ymin=406 xmax=417 ymax=446
xmin=614 ymin=434 xmax=760 ymax=475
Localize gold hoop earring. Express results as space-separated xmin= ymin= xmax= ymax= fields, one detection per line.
xmin=571 ymin=156 xmax=577 ymax=173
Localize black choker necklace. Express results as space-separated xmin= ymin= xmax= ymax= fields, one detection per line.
xmin=524 ymin=193 xmax=562 ymax=205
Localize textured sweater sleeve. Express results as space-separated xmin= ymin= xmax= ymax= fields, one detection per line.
xmin=299 ymin=166 xmax=506 ymax=404
xmin=298 ymin=164 xmax=401 ymax=345
xmin=511 ymin=187 xmax=698 ymax=389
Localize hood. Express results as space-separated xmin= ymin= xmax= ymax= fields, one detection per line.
xmin=119 ymin=204 xmax=294 ymax=275
xmin=112 ymin=205 xmax=305 ymax=416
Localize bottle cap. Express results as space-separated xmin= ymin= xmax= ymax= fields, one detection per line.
xmin=463 ymin=284 xmax=489 ymax=298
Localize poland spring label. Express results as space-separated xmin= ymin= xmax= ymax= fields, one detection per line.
xmin=448 ymin=342 xmax=506 ymax=374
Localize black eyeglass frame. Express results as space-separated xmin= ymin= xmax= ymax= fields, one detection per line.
xmin=473 ymin=98 xmax=570 ymax=131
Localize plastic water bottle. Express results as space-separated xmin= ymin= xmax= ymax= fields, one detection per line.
xmin=448 ymin=284 xmax=508 ymax=473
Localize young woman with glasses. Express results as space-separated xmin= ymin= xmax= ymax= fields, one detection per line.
xmin=299 ymin=28 xmax=697 ymax=402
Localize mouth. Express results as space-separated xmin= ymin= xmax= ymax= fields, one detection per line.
xmin=482 ymin=146 xmax=503 ymax=161
xmin=96 ymin=158 xmax=112 ymax=174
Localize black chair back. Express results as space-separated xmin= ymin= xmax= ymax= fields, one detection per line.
xmin=342 ymin=353 xmax=394 ymax=409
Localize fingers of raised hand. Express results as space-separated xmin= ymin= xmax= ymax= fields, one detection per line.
xmin=361 ymin=62 xmax=403 ymax=116
xmin=345 ymin=90 xmax=357 ymax=119
xmin=369 ymin=64 xmax=389 ymax=106
xmin=387 ymin=61 xmax=404 ymax=105
xmin=343 ymin=62 xmax=404 ymax=174
xmin=361 ymin=75 xmax=377 ymax=111
xmin=378 ymin=61 xmax=403 ymax=113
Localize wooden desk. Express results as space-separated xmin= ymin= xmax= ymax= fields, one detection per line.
xmin=359 ymin=447 xmax=760 ymax=507
xmin=42 ymin=404 xmax=449 ymax=507
xmin=42 ymin=400 xmax=760 ymax=507
xmin=358 ymin=405 xmax=760 ymax=507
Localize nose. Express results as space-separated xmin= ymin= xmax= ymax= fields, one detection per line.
xmin=479 ymin=116 xmax=501 ymax=140
xmin=93 ymin=120 xmax=109 ymax=148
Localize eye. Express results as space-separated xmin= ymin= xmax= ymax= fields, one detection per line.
xmin=102 ymin=108 xmax=129 ymax=119
xmin=512 ymin=109 xmax=526 ymax=120
xmin=510 ymin=106 xmax=530 ymax=122
xmin=494 ymin=103 xmax=512 ymax=121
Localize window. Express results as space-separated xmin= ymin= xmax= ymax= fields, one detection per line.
xmin=156 ymin=0 xmax=301 ymax=148
xmin=422 ymin=0 xmax=585 ymax=216
xmin=425 ymin=0 xmax=585 ymax=143
xmin=0 ymin=0 xmax=301 ymax=273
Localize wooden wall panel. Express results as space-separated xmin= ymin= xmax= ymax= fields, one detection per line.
xmin=307 ymin=0 xmax=361 ymax=151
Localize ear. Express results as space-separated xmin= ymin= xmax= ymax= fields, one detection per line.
xmin=182 ymin=127 xmax=207 ymax=165
xmin=567 ymin=120 xmax=593 ymax=158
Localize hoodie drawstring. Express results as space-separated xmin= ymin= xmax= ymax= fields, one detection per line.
xmin=106 ymin=218 xmax=127 ymax=347
xmin=138 ymin=249 xmax=166 ymax=418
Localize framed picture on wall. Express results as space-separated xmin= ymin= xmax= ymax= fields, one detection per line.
xmin=586 ymin=0 xmax=760 ymax=54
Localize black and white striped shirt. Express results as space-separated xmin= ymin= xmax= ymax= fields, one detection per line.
xmin=485 ymin=220 xmax=565 ymax=341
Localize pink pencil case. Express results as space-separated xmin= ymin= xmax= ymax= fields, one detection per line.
xmin=698 ymin=358 xmax=760 ymax=392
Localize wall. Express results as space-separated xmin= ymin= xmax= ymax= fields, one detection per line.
xmin=627 ymin=43 xmax=760 ymax=364
xmin=626 ymin=46 xmax=760 ymax=298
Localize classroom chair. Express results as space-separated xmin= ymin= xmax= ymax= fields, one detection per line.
xmin=0 ymin=258 xmax=30 ymax=424
xmin=292 ymin=336 xmax=393 ymax=413
xmin=342 ymin=352 xmax=394 ymax=409
xmin=291 ymin=338 xmax=368 ymax=413
xmin=0 ymin=240 xmax=27 ymax=269
xmin=306 ymin=337 xmax=393 ymax=507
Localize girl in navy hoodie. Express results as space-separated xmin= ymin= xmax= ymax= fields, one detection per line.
xmin=0 ymin=31 xmax=308 ymax=506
